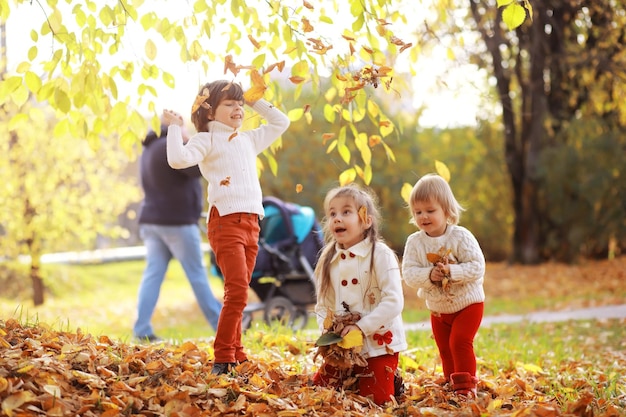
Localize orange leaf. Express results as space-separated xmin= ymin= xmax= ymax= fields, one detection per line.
xmin=400 ymin=43 xmax=413 ymax=53
xmin=345 ymin=82 xmax=365 ymax=92
xmin=248 ymin=34 xmax=261 ymax=49
xmin=220 ymin=176 xmax=231 ymax=186
xmin=302 ymin=17 xmax=314 ymax=32
xmin=289 ymin=76 xmax=306 ymax=84
xmin=228 ymin=132 xmax=238 ymax=141
xmin=265 ymin=61 xmax=285 ymax=73
xmin=296 ymin=184 xmax=303 ymax=193
xmin=224 ymin=54 xmax=238 ymax=75
xmin=427 ymin=253 xmax=443 ymax=264
xmin=358 ymin=205 xmax=368 ymax=224
xmin=303 ymin=0 xmax=314 ymax=10
xmin=369 ymin=135 xmax=381 ymax=147
xmin=322 ymin=133 xmax=335 ymax=144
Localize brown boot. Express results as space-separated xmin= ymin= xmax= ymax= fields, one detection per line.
xmin=450 ymin=372 xmax=478 ymax=397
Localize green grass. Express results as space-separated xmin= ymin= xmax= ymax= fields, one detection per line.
xmin=1 ymin=259 xmax=224 ymax=341
xmin=2 ymin=259 xmax=624 ymax=342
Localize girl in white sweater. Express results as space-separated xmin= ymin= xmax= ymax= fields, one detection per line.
xmin=163 ymin=80 xmax=290 ymax=376
xmin=401 ymin=173 xmax=485 ymax=398
xmin=313 ymin=184 xmax=407 ymax=405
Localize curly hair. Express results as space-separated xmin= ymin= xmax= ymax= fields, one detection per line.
xmin=190 ymin=80 xmax=244 ymax=132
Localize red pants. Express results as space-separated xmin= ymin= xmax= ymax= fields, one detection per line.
xmin=431 ymin=302 xmax=484 ymax=381
xmin=207 ymin=206 xmax=259 ymax=363
xmin=312 ymin=353 xmax=399 ymax=405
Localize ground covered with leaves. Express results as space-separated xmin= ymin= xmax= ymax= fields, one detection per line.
xmin=2 ymin=319 xmax=624 ymax=416
xmin=1 ymin=257 xmax=625 ymax=416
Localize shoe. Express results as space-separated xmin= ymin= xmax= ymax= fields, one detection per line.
xmin=450 ymin=372 xmax=478 ymax=398
xmin=393 ymin=369 xmax=405 ymax=397
xmin=211 ymin=362 xmax=236 ymax=375
xmin=136 ymin=334 xmax=162 ymax=343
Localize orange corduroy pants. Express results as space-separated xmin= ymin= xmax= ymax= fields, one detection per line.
xmin=207 ymin=206 xmax=259 ymax=363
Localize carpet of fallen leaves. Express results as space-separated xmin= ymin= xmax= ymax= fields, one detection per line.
xmin=1 ymin=257 xmax=625 ymax=416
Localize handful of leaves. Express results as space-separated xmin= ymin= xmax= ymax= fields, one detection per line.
xmin=427 ymin=247 xmax=455 ymax=292
xmin=314 ymin=307 xmax=367 ymax=370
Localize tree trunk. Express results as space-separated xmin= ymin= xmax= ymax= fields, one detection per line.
xmin=31 ymin=263 xmax=45 ymax=306
xmin=471 ymin=0 xmax=547 ymax=264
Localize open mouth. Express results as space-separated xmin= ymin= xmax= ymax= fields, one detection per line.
xmin=334 ymin=227 xmax=347 ymax=234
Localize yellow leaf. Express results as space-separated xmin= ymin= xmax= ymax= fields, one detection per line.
xmin=244 ymin=69 xmax=267 ymax=102
xmin=243 ymin=86 xmax=265 ymax=102
xmin=435 ymin=160 xmax=451 ymax=182
xmin=502 ymin=3 xmax=528 ymax=30
xmin=400 ymin=182 xmax=413 ymax=204
xmin=337 ymin=329 xmax=363 ymax=349
xmin=145 ymin=39 xmax=157 ymax=60
xmin=323 ymin=314 xmax=333 ymax=330
xmin=2 ymin=391 xmax=37 ymax=416
xmin=519 ymin=362 xmax=544 ymax=374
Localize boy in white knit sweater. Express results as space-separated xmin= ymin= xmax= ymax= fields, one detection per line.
xmin=163 ymin=80 xmax=290 ymax=375
xmin=401 ymin=173 xmax=485 ymax=398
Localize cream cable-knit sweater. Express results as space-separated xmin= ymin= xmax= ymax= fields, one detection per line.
xmin=402 ymin=225 xmax=485 ymax=314
xmin=166 ymin=100 xmax=290 ymax=218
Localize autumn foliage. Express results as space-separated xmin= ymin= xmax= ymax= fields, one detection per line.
xmin=1 ymin=314 xmax=623 ymax=417
xmin=1 ymin=258 xmax=625 ymax=416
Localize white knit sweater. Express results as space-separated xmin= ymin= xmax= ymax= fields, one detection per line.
xmin=402 ymin=225 xmax=485 ymax=314
xmin=166 ymin=100 xmax=290 ymax=218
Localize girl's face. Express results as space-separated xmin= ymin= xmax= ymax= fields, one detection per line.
xmin=411 ymin=198 xmax=448 ymax=237
xmin=211 ymin=99 xmax=244 ymax=129
xmin=327 ymin=196 xmax=372 ymax=249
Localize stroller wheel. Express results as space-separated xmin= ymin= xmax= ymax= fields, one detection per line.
xmin=263 ymin=296 xmax=296 ymax=328
xmin=290 ymin=308 xmax=309 ymax=331
xmin=242 ymin=311 xmax=253 ymax=331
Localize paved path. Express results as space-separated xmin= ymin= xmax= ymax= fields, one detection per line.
xmin=404 ymin=304 xmax=626 ymax=332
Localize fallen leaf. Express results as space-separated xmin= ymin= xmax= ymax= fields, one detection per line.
xmin=337 ymin=330 xmax=363 ymax=349
xmin=315 ymin=332 xmax=343 ymax=347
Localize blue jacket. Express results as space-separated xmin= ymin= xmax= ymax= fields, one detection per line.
xmin=138 ymin=126 xmax=203 ymax=225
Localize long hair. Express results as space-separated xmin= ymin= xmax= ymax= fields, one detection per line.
xmin=190 ymin=80 xmax=244 ymax=132
xmin=408 ymin=173 xmax=465 ymax=226
xmin=315 ymin=184 xmax=383 ymax=301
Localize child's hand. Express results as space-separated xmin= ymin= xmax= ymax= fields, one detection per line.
xmin=162 ymin=109 xmax=184 ymax=127
xmin=340 ymin=324 xmax=362 ymax=337
xmin=430 ymin=262 xmax=450 ymax=282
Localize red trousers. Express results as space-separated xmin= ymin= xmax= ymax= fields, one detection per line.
xmin=207 ymin=206 xmax=259 ymax=363
xmin=312 ymin=353 xmax=399 ymax=405
xmin=431 ymin=302 xmax=484 ymax=381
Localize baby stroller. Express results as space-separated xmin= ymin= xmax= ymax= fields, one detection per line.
xmin=210 ymin=196 xmax=323 ymax=330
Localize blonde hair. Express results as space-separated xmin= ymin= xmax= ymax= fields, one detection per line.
xmin=315 ymin=184 xmax=383 ymax=301
xmin=190 ymin=80 xmax=244 ymax=132
xmin=408 ymin=173 xmax=464 ymax=226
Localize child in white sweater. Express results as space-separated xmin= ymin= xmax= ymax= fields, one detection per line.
xmin=401 ymin=173 xmax=485 ymax=398
xmin=163 ymin=80 xmax=290 ymax=375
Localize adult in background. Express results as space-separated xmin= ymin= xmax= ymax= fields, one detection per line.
xmin=133 ymin=116 xmax=221 ymax=342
